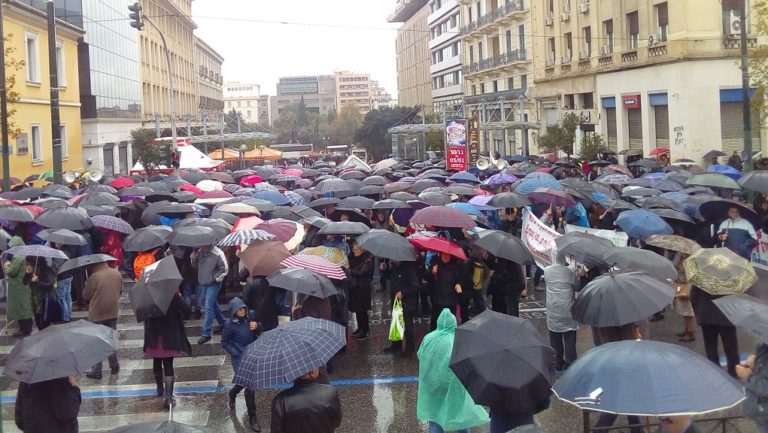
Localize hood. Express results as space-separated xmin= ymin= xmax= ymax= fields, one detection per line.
xmin=436 ymin=307 xmax=457 ymax=333
xmin=9 ymin=236 xmax=24 ymax=248
xmin=228 ymin=297 xmax=247 ymax=318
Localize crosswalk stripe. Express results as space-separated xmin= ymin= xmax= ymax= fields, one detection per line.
xmin=0 ymin=355 xmax=226 ymax=377
xmin=0 ymin=335 xmax=222 ymax=355
xmin=4 ymin=409 xmax=211 ymax=432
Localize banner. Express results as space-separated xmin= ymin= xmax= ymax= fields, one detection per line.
xmin=521 ymin=208 xmax=561 ymax=269
xmin=467 ymin=116 xmax=480 ymax=166
xmin=445 ymin=119 xmax=468 ymax=171
xmin=752 ymin=230 xmax=768 ymax=271
xmin=565 ymin=225 xmax=629 ymax=247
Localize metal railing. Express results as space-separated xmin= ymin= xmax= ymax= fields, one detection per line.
xmin=461 ymin=49 xmax=527 ymax=75
xmin=460 ymin=0 xmax=526 ymax=34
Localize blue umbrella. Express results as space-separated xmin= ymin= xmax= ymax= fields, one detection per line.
xmin=253 ymin=190 xmax=290 ymax=206
xmin=643 ymin=172 xmax=666 ymax=180
xmin=553 ymin=340 xmax=744 ymax=416
xmin=449 ymin=171 xmax=481 ymax=184
xmin=616 ymin=209 xmax=673 ymax=240
xmin=515 ymin=175 xmax=563 ymax=195
xmin=446 ymin=202 xmax=482 ymax=216
xmin=707 ymin=164 xmax=742 ymax=180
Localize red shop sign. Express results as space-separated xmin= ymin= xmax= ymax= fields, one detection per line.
xmin=623 ymin=94 xmax=641 ymax=109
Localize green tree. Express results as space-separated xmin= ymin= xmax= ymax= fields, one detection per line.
xmin=131 ymin=128 xmax=163 ymax=175
xmin=297 ymin=95 xmax=309 ymax=127
xmin=4 ymin=34 xmax=23 ymax=138
xmin=330 ymin=104 xmax=363 ymax=145
xmin=539 ymin=113 xmax=582 ymax=157
xmin=355 ymin=106 xmax=419 ymax=161
xmin=751 ymin=0 xmax=768 ymax=118
xmin=579 ymin=134 xmax=608 ymax=161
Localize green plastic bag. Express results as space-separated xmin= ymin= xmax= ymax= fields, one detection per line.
xmin=388 ymin=298 xmax=405 ymax=342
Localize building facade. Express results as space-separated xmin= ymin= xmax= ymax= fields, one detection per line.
xmin=532 ymin=0 xmax=765 ymax=161
xmin=390 ymin=0 xmax=433 ymax=108
xmin=258 ymin=95 xmax=272 ymax=126
xmin=428 ymin=0 xmax=463 ymax=112
xmin=370 ymin=81 xmax=397 ymax=110
xmin=270 ymin=75 xmax=337 ymax=122
xmin=195 ymin=36 xmax=224 ymax=125
xmin=335 ymin=71 xmax=371 ymax=114
xmin=224 ymin=82 xmax=260 ymax=124
xmin=6 ymin=0 xmax=84 ymax=181
xmin=460 ymin=0 xmax=536 ymax=156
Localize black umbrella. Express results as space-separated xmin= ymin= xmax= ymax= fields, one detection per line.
xmin=418 ymin=192 xmax=452 ymax=206
xmin=75 ymin=192 xmax=119 ymax=207
xmin=318 ymin=221 xmax=370 ymax=236
xmin=450 ymin=310 xmax=554 ymax=413
xmin=169 ymin=226 xmax=217 ymax=247
xmin=209 ymin=210 xmax=238 ymax=225
xmin=129 ymin=256 xmax=183 ymax=322
xmin=175 ymin=217 xmax=231 ymax=239
xmin=267 ymin=268 xmax=338 ymax=298
xmin=739 ymin=170 xmax=768 ymax=193
xmin=145 ymin=191 xmax=176 ymax=203
xmin=390 ymin=191 xmax=419 ymax=202
xmin=588 ymin=160 xmax=612 ymax=168
xmin=11 ymin=187 xmax=42 ymax=201
xmin=0 ymin=228 xmax=11 ymax=251
xmin=410 ymin=179 xmax=443 ymax=193
xmin=603 ymin=247 xmax=677 ymax=280
xmin=290 ymin=204 xmax=323 ymax=219
xmin=123 ymin=225 xmax=173 ymax=252
xmin=356 ymin=229 xmax=418 ymax=261
xmin=702 ymin=150 xmax=727 ymax=160
xmin=41 ymin=184 xmax=73 ymax=199
xmin=181 ymin=170 xmax=209 ymax=184
xmin=107 ymin=421 xmax=210 ymax=433
xmin=444 ymin=184 xmax=477 ymax=196
xmin=358 ymin=185 xmax=384 ymax=196
xmin=572 ymin=271 xmax=675 ymax=327
xmin=0 ymin=205 xmax=35 ymax=222
xmin=338 ymin=195 xmax=375 ymax=209
xmin=488 ymin=192 xmax=531 ymax=209
xmin=81 ymin=204 xmax=120 ymax=217
xmin=474 ymin=230 xmax=534 ymax=265
xmin=172 ymin=191 xmax=198 ymax=203
xmin=119 ymin=185 xmax=154 ymax=196
xmin=34 ymin=197 xmax=69 ymax=210
xmin=714 ymin=294 xmax=768 ymax=341
xmin=57 ymin=254 xmax=116 ymax=274
xmin=649 ymin=208 xmax=696 ymax=224
xmin=36 ymin=206 xmax=93 ymax=230
xmin=554 ymin=232 xmax=613 ymax=267
xmin=373 ymin=199 xmax=411 ymax=209
xmin=37 ymin=228 xmax=87 ymax=246
xmin=627 ymin=158 xmax=658 ymax=169
xmin=699 ymin=199 xmax=760 ymax=227
xmin=308 ymin=197 xmax=341 ymax=208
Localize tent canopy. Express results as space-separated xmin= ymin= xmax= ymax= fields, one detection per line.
xmin=340 ymin=155 xmax=371 ymax=171
xmin=207 ymin=146 xmax=283 ymax=162
xmin=130 ymin=142 xmax=225 ymax=174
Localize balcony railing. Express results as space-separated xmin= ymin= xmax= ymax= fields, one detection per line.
xmin=460 ymin=0 xmax=526 ymax=35
xmin=461 ymin=49 xmax=527 ymax=75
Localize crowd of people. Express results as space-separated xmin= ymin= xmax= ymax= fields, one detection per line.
xmin=3 ymin=148 xmax=768 ymax=433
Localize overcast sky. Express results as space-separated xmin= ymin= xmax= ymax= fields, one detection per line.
xmin=192 ymin=0 xmax=400 ymax=98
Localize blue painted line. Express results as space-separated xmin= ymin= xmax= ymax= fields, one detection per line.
xmin=0 ymin=376 xmax=420 ymax=405
xmin=719 ymin=353 xmax=749 ymax=366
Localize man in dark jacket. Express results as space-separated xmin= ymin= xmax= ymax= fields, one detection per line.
xmin=270 ymin=368 xmax=342 ymax=433
xmin=382 ymin=260 xmax=420 ymax=355
xmin=15 ymin=376 xmax=81 ymax=433
xmin=428 ymin=253 xmax=464 ymax=331
xmin=222 ymin=297 xmax=261 ymax=432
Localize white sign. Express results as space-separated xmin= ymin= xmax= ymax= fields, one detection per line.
xmin=521 ymin=208 xmax=561 ymax=268
xmin=565 ymin=225 xmax=629 ymax=247
xmin=752 ymin=229 xmax=768 ymax=271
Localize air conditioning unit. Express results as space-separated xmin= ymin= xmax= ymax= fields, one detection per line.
xmin=560 ymin=12 xmax=570 ymax=22
xmin=545 ymin=58 xmax=555 ymax=67
xmin=545 ymin=16 xmax=554 ymax=26
xmin=600 ymin=45 xmax=612 ymax=55
xmin=728 ymin=12 xmax=742 ymax=36
xmin=648 ymin=34 xmax=660 ymax=45
xmin=578 ymin=50 xmax=589 ymax=60
xmin=578 ymin=2 xmax=589 ymax=14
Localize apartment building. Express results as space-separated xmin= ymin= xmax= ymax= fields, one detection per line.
xmin=460 ymin=0 xmax=536 ymax=156
xmin=370 ymin=81 xmax=397 ymax=110
xmin=532 ymin=0 xmax=765 ymax=161
xmin=224 ymin=82 xmax=260 ymax=124
xmin=195 ymin=37 xmax=224 ymax=124
xmin=270 ymin=75 xmax=337 ymax=122
xmin=390 ymin=0 xmax=433 ymax=108
xmin=428 ymin=0 xmax=463 ymax=112
xmin=335 ymin=71 xmax=372 ymax=114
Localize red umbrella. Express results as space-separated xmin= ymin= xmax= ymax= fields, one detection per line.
xmin=180 ymin=184 xmax=204 ymax=196
xmin=649 ymin=147 xmax=670 ymax=156
xmin=410 ymin=206 xmax=476 ymax=228
xmin=409 ymin=234 xmax=467 ymax=261
xmin=256 ymin=219 xmax=298 ymax=242
xmin=282 ymin=168 xmax=303 ymax=177
xmin=240 ymin=175 xmax=263 ymax=186
xmin=22 ymin=205 xmax=45 ymax=217
xmin=233 ymin=215 xmax=265 ymax=232
xmin=111 ymin=177 xmax=135 ymax=189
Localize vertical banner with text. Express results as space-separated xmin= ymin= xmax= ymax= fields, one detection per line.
xmin=467 ymin=116 xmax=480 ymax=166
xmin=445 ymin=118 xmax=468 ymax=171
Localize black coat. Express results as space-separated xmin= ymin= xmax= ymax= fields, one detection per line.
xmin=486 ymin=256 xmax=525 ymax=297
xmin=15 ymin=378 xmax=81 ymax=433
xmin=347 ymin=252 xmax=373 ymax=313
xmin=691 ymin=286 xmax=734 ymax=327
xmin=242 ymin=276 xmax=278 ymax=332
xmin=385 ymin=261 xmax=421 ymax=314
xmin=270 ymin=378 xmax=342 ymax=433
xmin=429 ymin=260 xmax=465 ymax=306
xmin=143 ymin=294 xmax=193 ymax=355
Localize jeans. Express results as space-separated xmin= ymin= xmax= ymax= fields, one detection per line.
xmin=701 ymin=324 xmax=739 ymax=377
xmin=200 ymin=282 xmax=225 ymax=337
xmin=592 ymin=413 xmax=643 ymax=433
xmin=549 ymin=330 xmax=578 ymax=369
xmin=91 ymin=319 xmax=119 ymax=374
xmin=182 ymin=282 xmax=203 ymax=313
xmin=428 ymin=421 xmax=469 ymax=433
xmin=56 ymin=277 xmax=73 ymax=322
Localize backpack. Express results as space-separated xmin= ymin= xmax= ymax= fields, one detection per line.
xmin=134 ymin=249 xmax=159 ymax=280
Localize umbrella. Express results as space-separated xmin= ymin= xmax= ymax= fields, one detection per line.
xmin=317 ymin=221 xmax=370 ymax=236
xmin=572 ymin=271 xmax=675 ymax=327
xmin=598 ymin=174 xmax=632 ymax=185
xmin=411 ymin=206 xmax=476 ymax=228
xmin=316 ymin=178 xmax=352 ymax=197
xmin=216 ymin=202 xmax=261 ymax=215
xmin=603 ymin=247 xmax=677 ymax=280
xmin=449 ymin=172 xmax=481 ymax=184
xmin=621 ymin=187 xmax=659 ymax=198
xmin=195 ymin=190 xmax=233 ymax=204
xmin=554 ymin=232 xmax=613 ymax=268
xmin=129 ymin=256 xmax=183 ymax=322
xmin=338 ymin=195 xmax=375 ymax=209
xmin=374 ymin=159 xmax=399 ymax=170
xmin=449 ymin=310 xmax=554 ymax=412
xmin=217 ymin=230 xmax=275 ymax=246
xmin=253 ymin=190 xmax=291 ymax=206
xmin=57 ymin=254 xmax=116 ymax=274
xmin=553 ymin=340 xmax=744 ymax=416
xmin=239 ymin=240 xmax=291 ymax=276
xmin=628 ymin=158 xmax=658 ymax=169
xmin=232 ymin=215 xmax=265 ymax=232
xmin=4 ymin=245 xmax=68 ymax=260
xmin=358 ymin=185 xmax=384 ymax=196
xmin=169 ymin=226 xmax=217 ymax=247
xmin=91 ymin=214 xmax=134 ymax=235
xmin=653 ymin=179 xmax=685 ymax=192
xmin=11 ymin=187 xmax=43 ymax=201
xmin=687 ymin=173 xmax=741 ymax=190
xmin=515 ymin=176 xmax=562 ymax=195
xmin=37 ymin=228 xmax=86 ymax=246
xmin=445 ymin=202 xmax=482 ymax=216
xmin=683 ymin=247 xmax=758 ymax=295
xmin=474 ymin=230 xmax=534 ymax=265
xmin=123 ymin=226 xmax=173 ymax=252
xmin=488 ymin=192 xmax=531 ymax=209
xmin=588 ymin=160 xmax=612 ymax=168
xmin=699 ymin=199 xmax=760 ymax=227
xmin=280 ymin=255 xmax=346 ymax=280
xmin=0 ymin=205 xmax=35 ymax=222
xmin=356 ymin=229 xmax=418 ymax=261
xmin=714 ymin=294 xmax=768 ymax=341
xmin=444 ymin=184 xmax=478 ymax=196
xmin=290 ymin=204 xmax=323 ymax=219
xmin=390 ymin=191 xmax=419 ymax=202
xmin=180 ymin=170 xmax=209 ymax=184
xmin=384 ymin=182 xmax=413 ymax=194
xmin=256 ymin=219 xmax=300 ymax=242
xmin=739 ymin=170 xmax=768 ymax=193
xmin=208 ymin=172 xmax=235 ymax=183
xmin=616 ymin=209 xmax=673 ymax=240
xmin=649 ymin=208 xmax=696 ymax=225
xmin=4 ymin=320 xmax=118 ymax=383
xmin=702 ymin=150 xmax=727 ymax=160
xmin=234 ymin=317 xmax=346 ymax=389
xmin=529 ymin=188 xmax=575 ymax=207
xmin=110 ymin=177 xmax=135 ymax=189
xmin=707 ymin=164 xmax=742 ymax=180
xmin=297 ymin=246 xmax=350 ymax=268
xmin=373 ymin=199 xmax=411 ymax=210
xmin=196 ymin=179 xmax=223 ymax=192
xmin=418 ymin=192 xmax=452 ymax=206
xmin=411 ymin=178 xmax=444 ymax=193
xmin=42 ymin=185 xmax=73 ymax=199
xmin=409 ymin=234 xmax=467 ymax=260
xmin=107 ymin=421 xmax=209 ymax=433
xmin=644 ymin=234 xmax=701 ymax=254
xmin=267 ymin=268 xmax=338 ymax=298
xmin=175 ymin=218 xmax=232 ymax=240
xmin=36 ymin=206 xmax=93 ymax=230
xmin=308 ymin=197 xmax=341 ymax=208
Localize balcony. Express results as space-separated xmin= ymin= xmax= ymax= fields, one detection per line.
xmin=460 ymin=0 xmax=527 ymax=35
xmin=461 ymin=49 xmax=528 ymax=76
xmin=429 ymin=27 xmax=460 ymax=49
xmin=430 ymin=55 xmax=462 ymax=75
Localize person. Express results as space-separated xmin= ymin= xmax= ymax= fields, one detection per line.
xmin=222 ymin=297 xmax=261 ymax=432
xmin=242 ymin=273 xmax=278 ymax=333
xmin=192 ymin=243 xmax=229 ymax=345
xmin=270 ymin=368 xmax=342 ymax=433
xmin=5 ymin=236 xmax=33 ymax=337
xmin=657 ymin=415 xmax=702 ymax=433
xmin=544 ymin=256 xmax=580 ymax=370
xmin=563 ymin=202 xmax=590 ymax=228
xmin=83 ymin=261 xmax=122 ymax=379
xmin=417 ymin=308 xmax=489 ymax=433
xmin=15 ymin=376 xmax=81 ymax=433
xmin=488 ymin=390 xmax=549 ymax=433
xmin=736 ymin=343 xmax=768 ymax=432
xmin=348 ymin=243 xmax=373 ymax=340
xmin=672 ymin=252 xmax=696 ymax=342
xmin=717 ymin=206 xmax=757 ymax=259
xmin=99 ymin=228 xmax=123 ymax=269
xmin=26 ymin=257 xmax=62 ymax=331
xmin=485 ymin=254 xmax=526 ymax=317
xmin=382 ymin=260 xmax=420 ymax=355
xmin=52 ymin=242 xmax=77 ymax=322
xmin=428 ymin=253 xmax=464 ymax=331
xmin=176 ymin=246 xmax=202 ymax=320
xmin=727 ymin=150 xmax=743 ymax=171
xmin=143 ymin=291 xmax=192 ymax=409
xmin=690 ymin=284 xmax=740 ymax=378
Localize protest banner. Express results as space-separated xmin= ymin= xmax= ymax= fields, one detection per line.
xmin=521 ymin=208 xmax=561 ymax=269
xmin=565 ymin=225 xmax=629 ymax=247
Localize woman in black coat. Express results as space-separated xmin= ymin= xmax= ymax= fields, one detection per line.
xmin=691 ymin=286 xmax=740 ymax=378
xmin=242 ymin=274 xmax=279 ymax=333
xmin=485 ymin=254 xmax=526 ymax=317
xmin=143 ymin=293 xmax=192 ymax=409
xmin=348 ymin=245 xmax=373 ymax=339
xmin=428 ymin=253 xmax=466 ymax=331
xmin=15 ymin=376 xmax=81 ymax=433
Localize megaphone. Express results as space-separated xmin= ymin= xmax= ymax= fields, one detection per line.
xmin=81 ymin=169 xmax=103 ymax=183
xmin=476 ymin=157 xmax=491 ymax=171
xmin=63 ymin=170 xmax=78 ymax=184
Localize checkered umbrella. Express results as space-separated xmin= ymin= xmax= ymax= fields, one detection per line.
xmin=217 ymin=229 xmax=275 ymax=246
xmin=284 ymin=191 xmax=307 ymax=206
xmin=410 ymin=206 xmax=476 ymax=228
xmin=280 ymin=255 xmax=346 ymax=280
xmin=234 ymin=317 xmax=346 ymax=389
xmin=315 ymin=178 xmax=352 ymax=197
xmin=4 ymin=245 xmax=69 ymax=260
xmin=91 ymin=215 xmax=134 ymax=235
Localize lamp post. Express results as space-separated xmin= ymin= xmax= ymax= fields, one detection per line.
xmin=239 ymin=143 xmax=247 ymax=170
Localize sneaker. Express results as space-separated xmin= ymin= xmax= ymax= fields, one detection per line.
xmin=197 ymin=336 xmax=211 ymax=345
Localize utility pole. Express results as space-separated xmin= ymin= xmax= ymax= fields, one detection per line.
xmin=0 ymin=1 xmax=10 ymax=191
xmin=47 ymin=1 xmax=62 ymax=184
xmin=220 ymin=112 xmax=225 ymax=160
xmin=520 ymin=93 xmax=529 ymax=156
xmin=202 ymin=114 xmax=208 ymax=155
xmin=740 ymin=0 xmax=753 ymax=171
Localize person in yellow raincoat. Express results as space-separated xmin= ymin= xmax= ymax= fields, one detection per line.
xmin=417 ymin=308 xmax=489 ymax=433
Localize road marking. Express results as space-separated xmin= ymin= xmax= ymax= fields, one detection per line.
xmin=0 ymin=335 xmax=221 ymax=355
xmin=0 ymin=355 xmax=225 ymax=377
xmin=4 ymin=409 xmax=210 ymax=432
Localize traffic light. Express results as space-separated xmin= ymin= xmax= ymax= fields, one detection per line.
xmin=170 ymin=147 xmax=181 ymax=169
xmin=128 ymin=3 xmax=144 ymax=30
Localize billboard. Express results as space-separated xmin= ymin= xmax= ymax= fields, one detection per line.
xmin=445 ymin=119 xmax=468 ymax=171
xmin=467 ymin=116 xmax=480 ymax=166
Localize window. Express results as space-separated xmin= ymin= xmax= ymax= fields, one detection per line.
xmin=603 ymin=19 xmax=614 ymax=52
xmin=548 ymin=37 xmax=556 ymax=62
xmin=627 ymin=11 xmax=639 ymax=49
xmin=450 ymin=14 xmax=457 ymax=28
xmin=508 ymin=77 xmax=515 ymax=90
xmin=25 ymin=33 xmax=40 ymax=82
xmin=564 ymin=94 xmax=575 ymax=110
xmin=656 ymin=2 xmax=669 ymax=41
xmin=583 ymin=26 xmax=592 ymax=55
xmin=493 ymin=81 xmax=499 ymax=93
xmin=471 ymin=84 xmax=477 ymax=95
xmin=582 ymin=92 xmax=594 ymax=109
xmin=31 ymin=125 xmax=41 ymax=161
xmin=519 ymin=24 xmax=526 ymax=53
xmin=56 ymin=43 xmax=65 ymax=87
xmin=469 ymin=45 xmax=474 ymax=63
xmin=60 ymin=125 xmax=68 ymax=158
xmin=468 ymin=5 xmax=473 ymax=22
xmin=548 ymin=0 xmax=554 ymax=16
xmin=478 ymin=41 xmax=483 ymax=60
xmin=452 ymin=41 xmax=460 ymax=56
xmin=564 ymin=32 xmax=573 ymax=60
xmin=562 ymin=0 xmax=571 ymax=12
xmin=506 ymin=30 xmax=512 ymax=52
xmin=476 ymin=1 xmax=481 ymax=17
xmin=480 ymin=82 xmax=485 ymax=93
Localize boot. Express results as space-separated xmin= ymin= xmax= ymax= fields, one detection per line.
xmin=228 ymin=385 xmax=243 ymax=410
xmin=154 ymin=372 xmax=164 ymax=397
xmin=244 ymin=389 xmax=261 ymax=432
xmin=163 ymin=376 xmax=175 ymax=409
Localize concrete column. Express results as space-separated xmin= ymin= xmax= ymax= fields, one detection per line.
xmin=640 ymin=92 xmax=653 ymax=155
xmin=615 ymin=95 xmax=628 ymax=161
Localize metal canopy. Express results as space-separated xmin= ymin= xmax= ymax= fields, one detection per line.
xmin=188 ymin=132 xmax=277 ymax=144
xmin=387 ymin=124 xmax=445 ymax=134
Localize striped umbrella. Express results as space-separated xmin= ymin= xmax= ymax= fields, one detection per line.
xmin=280 ymin=255 xmax=346 ymax=280
xmin=91 ymin=215 xmax=134 ymax=235
xmin=515 ymin=176 xmax=563 ymax=195
xmin=297 ymin=246 xmax=350 ymax=268
xmin=217 ymin=230 xmax=275 ymax=246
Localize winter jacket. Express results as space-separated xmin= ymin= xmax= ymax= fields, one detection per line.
xmin=99 ymin=229 xmax=123 ymax=268
xmin=82 ymin=263 xmax=122 ymax=323
xmin=191 ymin=246 xmax=228 ymax=285
xmin=25 ymin=261 xmax=58 ymax=322
xmin=242 ymin=276 xmax=278 ymax=332
xmin=385 ymin=261 xmax=421 ymax=314
xmin=292 ymin=295 xmax=332 ymax=321
xmin=5 ymin=236 xmax=32 ymax=321
xmin=744 ymin=343 xmax=768 ymax=420
xmin=690 ymin=286 xmax=734 ymax=327
xmin=417 ymin=309 xmax=489 ymax=430
xmin=544 ymin=265 xmax=579 ymax=333
xmin=221 ymin=297 xmax=258 ymax=371
xmin=270 ymin=378 xmax=342 ymax=433
xmin=15 ymin=377 xmax=81 ymax=433
xmin=429 ymin=259 xmax=465 ymax=307
xmin=143 ymin=294 xmax=192 ymax=355
xmin=347 ymin=251 xmax=373 ymax=313
xmin=485 ymin=256 xmax=526 ymax=297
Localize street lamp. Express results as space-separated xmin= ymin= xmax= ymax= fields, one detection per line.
xmin=239 ymin=144 xmax=248 ymax=170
